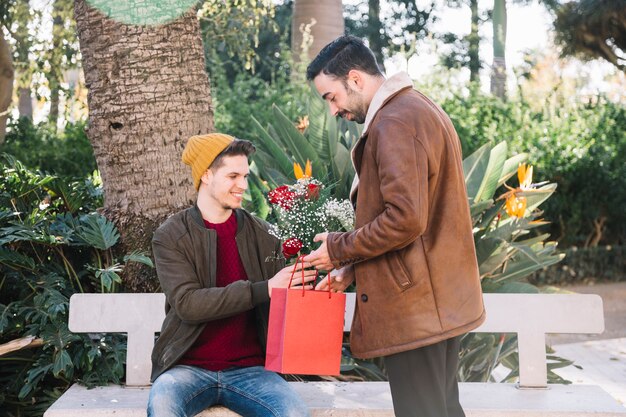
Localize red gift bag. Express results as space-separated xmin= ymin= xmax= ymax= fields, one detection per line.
xmin=265 ymin=257 xmax=346 ymax=375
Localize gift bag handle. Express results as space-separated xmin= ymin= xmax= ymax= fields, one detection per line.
xmin=288 ymin=255 xmax=332 ymax=298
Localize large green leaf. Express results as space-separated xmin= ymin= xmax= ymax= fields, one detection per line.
xmin=519 ymin=184 xmax=558 ymax=212
xmin=45 ymin=179 xmax=86 ymax=215
xmin=307 ymin=92 xmax=331 ymax=160
xmin=482 ymin=280 xmax=540 ymax=294
xmin=479 ymin=244 xmax=512 ymax=277
xmin=333 ymin=144 xmax=353 ymax=198
xmin=75 ymin=214 xmax=119 ymax=250
xmin=463 ymin=143 xmax=490 ymax=203
xmin=498 ymin=153 xmax=528 ymax=187
xmin=95 ymin=264 xmax=123 ymax=292
xmin=250 ymin=117 xmax=294 ymax=178
xmin=474 ymin=141 xmax=507 ymax=202
xmin=123 ymin=251 xmax=154 ymax=268
xmin=491 ymin=252 xmax=565 ymax=283
xmin=0 ymin=247 xmax=35 ymax=270
xmin=271 ymin=105 xmax=326 ymax=177
xmin=52 ymin=349 xmax=73 ymax=378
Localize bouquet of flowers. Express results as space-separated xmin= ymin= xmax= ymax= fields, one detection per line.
xmin=268 ymin=160 xmax=355 ymax=259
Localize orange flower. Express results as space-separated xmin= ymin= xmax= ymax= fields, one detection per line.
xmin=295 ymin=116 xmax=309 ymax=133
xmin=517 ymin=163 xmax=533 ymax=190
xmin=505 ymin=194 xmax=527 ymax=218
xmin=294 ymin=160 xmax=312 ymax=180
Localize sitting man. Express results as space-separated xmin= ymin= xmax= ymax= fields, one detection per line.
xmin=147 ymin=133 xmax=314 ymax=417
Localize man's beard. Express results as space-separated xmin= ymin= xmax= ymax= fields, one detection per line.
xmin=341 ymin=89 xmax=367 ymax=124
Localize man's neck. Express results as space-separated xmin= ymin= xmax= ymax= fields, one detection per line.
xmin=197 ymin=194 xmax=233 ymax=224
xmin=365 ymin=75 xmax=386 ymax=109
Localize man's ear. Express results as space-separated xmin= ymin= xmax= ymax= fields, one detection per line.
xmin=200 ymin=169 xmax=212 ymax=187
xmin=347 ymin=69 xmax=364 ymax=91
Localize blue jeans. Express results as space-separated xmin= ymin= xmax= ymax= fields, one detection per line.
xmin=147 ymin=365 xmax=310 ymax=417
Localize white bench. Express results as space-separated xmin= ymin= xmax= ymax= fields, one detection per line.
xmin=44 ymin=293 xmax=626 ymax=417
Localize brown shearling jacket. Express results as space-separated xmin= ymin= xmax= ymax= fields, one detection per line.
xmin=327 ymin=72 xmax=485 ymax=359
xmin=150 ymin=207 xmax=285 ymax=381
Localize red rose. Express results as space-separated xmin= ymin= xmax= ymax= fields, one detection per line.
xmin=282 ymin=238 xmax=303 ymax=258
xmin=306 ymin=183 xmax=321 ymax=200
xmin=268 ymin=185 xmax=296 ymax=210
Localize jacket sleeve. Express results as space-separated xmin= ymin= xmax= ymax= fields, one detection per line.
xmin=327 ymin=116 xmax=429 ymax=267
xmin=152 ymin=232 xmax=270 ymax=325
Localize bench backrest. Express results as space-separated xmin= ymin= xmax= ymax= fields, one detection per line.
xmin=69 ymin=292 xmax=603 ymax=388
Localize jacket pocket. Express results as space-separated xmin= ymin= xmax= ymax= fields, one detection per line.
xmin=386 ymin=250 xmax=414 ymax=291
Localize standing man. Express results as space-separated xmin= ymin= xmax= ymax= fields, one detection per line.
xmin=148 ymin=133 xmax=313 ymax=417
xmin=304 ymin=36 xmax=485 ymax=417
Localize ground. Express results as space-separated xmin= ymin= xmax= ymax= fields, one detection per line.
xmin=548 ymin=282 xmax=626 ymax=407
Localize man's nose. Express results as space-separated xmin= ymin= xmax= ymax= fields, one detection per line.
xmin=329 ymin=102 xmax=339 ymax=117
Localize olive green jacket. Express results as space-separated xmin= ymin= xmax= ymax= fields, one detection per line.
xmin=150 ymin=207 xmax=285 ymax=381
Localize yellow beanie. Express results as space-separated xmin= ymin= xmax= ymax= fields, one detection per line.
xmin=182 ymin=133 xmax=235 ymax=190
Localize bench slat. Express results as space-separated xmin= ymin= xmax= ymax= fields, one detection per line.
xmin=43 ymin=382 xmax=626 ymax=417
xmin=68 ymin=292 xmax=604 ymax=388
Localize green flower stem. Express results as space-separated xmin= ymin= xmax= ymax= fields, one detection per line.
xmin=56 ymin=247 xmax=84 ymax=294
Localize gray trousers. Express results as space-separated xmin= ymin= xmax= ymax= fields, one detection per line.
xmin=384 ymin=335 xmax=465 ymax=417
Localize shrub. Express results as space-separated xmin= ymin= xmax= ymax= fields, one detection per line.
xmin=0 ymin=156 xmax=150 ymax=416
xmin=1 ymin=118 xmax=96 ymax=179
xmin=435 ymin=90 xmax=625 ymax=248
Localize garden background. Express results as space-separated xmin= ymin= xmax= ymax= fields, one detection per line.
xmin=0 ymin=0 xmax=624 ymax=416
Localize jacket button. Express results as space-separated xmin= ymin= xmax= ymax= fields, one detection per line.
xmin=361 ymin=294 xmax=368 ymax=302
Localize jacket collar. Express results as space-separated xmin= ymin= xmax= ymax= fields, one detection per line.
xmin=350 ymin=72 xmax=414 ymax=201
xmin=190 ymin=205 xmax=245 ymax=234
xmin=361 ymin=72 xmax=414 ymax=138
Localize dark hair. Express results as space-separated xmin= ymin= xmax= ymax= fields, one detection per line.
xmin=306 ymin=35 xmax=383 ymax=81
xmin=209 ymin=139 xmax=256 ymax=171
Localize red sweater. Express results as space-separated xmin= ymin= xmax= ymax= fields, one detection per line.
xmin=178 ymin=212 xmax=264 ymax=370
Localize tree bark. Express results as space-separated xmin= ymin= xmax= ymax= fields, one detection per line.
xmin=468 ymin=0 xmax=480 ymax=83
xmin=0 ymin=31 xmax=14 ymax=145
xmin=48 ymin=0 xmax=63 ymax=127
xmin=490 ymin=0 xmax=507 ymax=99
xmin=367 ymin=0 xmax=385 ymax=69
xmin=291 ymin=0 xmax=344 ymax=65
xmin=74 ymin=0 xmax=213 ymax=291
xmin=17 ymin=86 xmax=32 ymax=119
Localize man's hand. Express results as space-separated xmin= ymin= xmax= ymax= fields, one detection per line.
xmin=303 ymin=233 xmax=335 ymax=271
xmin=267 ymin=261 xmax=317 ymax=297
xmin=315 ymin=266 xmax=354 ymax=293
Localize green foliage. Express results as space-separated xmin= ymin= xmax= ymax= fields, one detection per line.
xmin=457 ymin=142 xmax=567 ymax=383
xmin=530 ymin=245 xmax=625 ymax=285
xmin=1 ymin=118 xmax=96 ymax=179
xmin=248 ymin=89 xmax=360 ymax=206
xmin=344 ymin=0 xmax=437 ymax=61
xmin=199 ymin=0 xmax=277 ymax=73
xmin=553 ymin=0 xmax=626 ymax=70
xmin=437 ymin=88 xmax=626 ymax=247
xmin=245 ymin=94 xmax=568 ymax=383
xmin=0 ymin=156 xmax=147 ymax=416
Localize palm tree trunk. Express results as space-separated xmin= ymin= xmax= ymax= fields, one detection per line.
xmin=48 ymin=0 xmax=64 ymax=128
xmin=291 ymin=0 xmax=344 ymax=64
xmin=0 ymin=31 xmax=14 ymax=144
xmin=17 ymin=87 xmax=32 ymax=119
xmin=468 ymin=0 xmax=480 ymax=83
xmin=490 ymin=0 xmax=507 ymax=99
xmin=74 ymin=0 xmax=213 ymax=291
xmin=367 ymin=0 xmax=385 ymax=69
